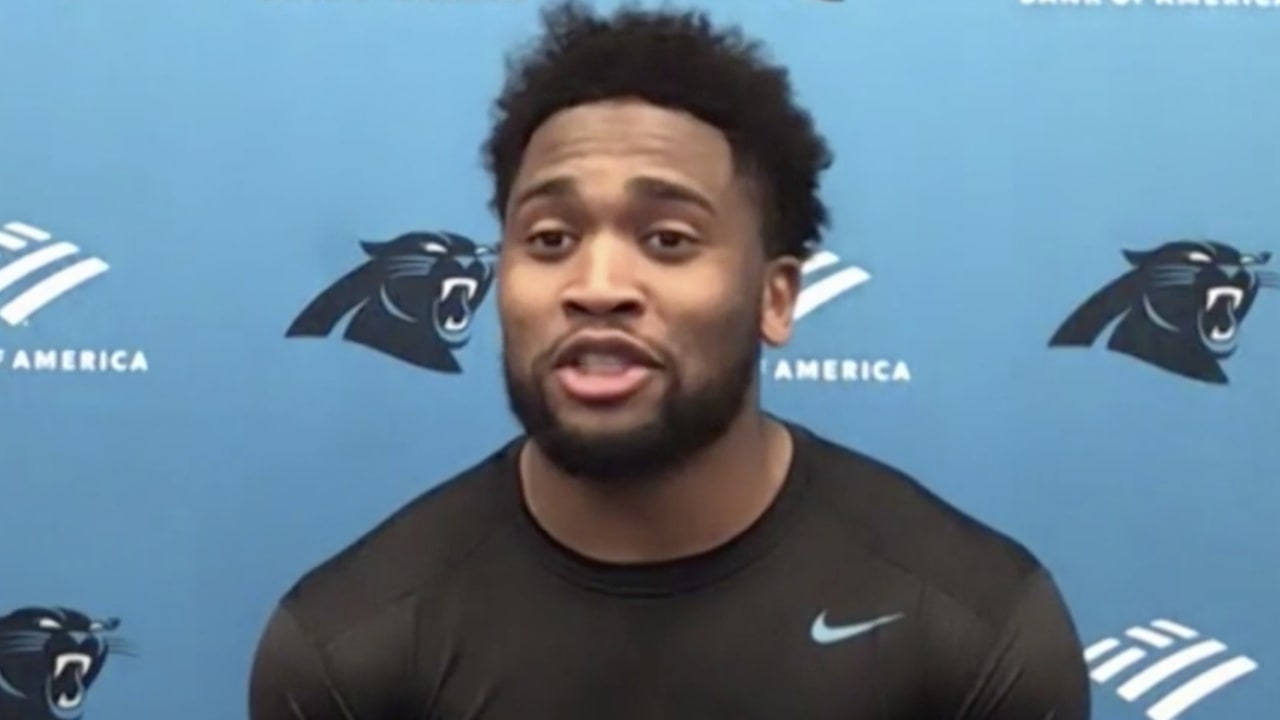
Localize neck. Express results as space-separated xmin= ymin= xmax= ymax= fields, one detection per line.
xmin=519 ymin=409 xmax=794 ymax=565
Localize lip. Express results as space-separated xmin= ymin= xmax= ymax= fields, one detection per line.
xmin=551 ymin=332 xmax=662 ymax=404
xmin=552 ymin=332 xmax=662 ymax=369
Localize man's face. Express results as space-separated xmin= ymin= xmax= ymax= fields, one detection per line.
xmin=497 ymin=100 xmax=799 ymax=481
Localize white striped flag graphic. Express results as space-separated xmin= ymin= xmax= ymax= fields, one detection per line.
xmin=0 ymin=220 xmax=109 ymax=326
xmin=1085 ymin=618 xmax=1258 ymax=720
xmin=794 ymin=250 xmax=870 ymax=321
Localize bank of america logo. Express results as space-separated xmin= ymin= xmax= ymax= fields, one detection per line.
xmin=794 ymin=250 xmax=870 ymax=321
xmin=1085 ymin=618 xmax=1258 ymax=720
xmin=0 ymin=220 xmax=109 ymax=326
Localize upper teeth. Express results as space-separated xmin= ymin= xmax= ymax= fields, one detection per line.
xmin=1206 ymin=286 xmax=1243 ymax=311
xmin=53 ymin=653 xmax=91 ymax=708
xmin=577 ymin=353 xmax=626 ymax=369
xmin=440 ymin=278 xmax=477 ymax=301
xmin=55 ymin=652 xmax=90 ymax=679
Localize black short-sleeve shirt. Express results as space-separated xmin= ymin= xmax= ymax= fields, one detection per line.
xmin=249 ymin=422 xmax=1091 ymax=719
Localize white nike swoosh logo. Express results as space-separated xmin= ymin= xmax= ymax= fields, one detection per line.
xmin=810 ymin=611 xmax=904 ymax=645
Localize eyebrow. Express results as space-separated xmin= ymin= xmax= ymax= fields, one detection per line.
xmin=511 ymin=175 xmax=716 ymax=215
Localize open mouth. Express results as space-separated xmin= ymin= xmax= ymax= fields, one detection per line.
xmin=434 ymin=277 xmax=478 ymax=336
xmin=1202 ymin=285 xmax=1244 ymax=343
xmin=567 ymin=352 xmax=646 ymax=374
xmin=555 ymin=337 xmax=661 ymax=373
xmin=50 ymin=652 xmax=91 ymax=709
xmin=552 ymin=336 xmax=662 ymax=404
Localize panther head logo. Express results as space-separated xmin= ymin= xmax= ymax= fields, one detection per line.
xmin=286 ymin=230 xmax=496 ymax=373
xmin=1049 ymin=240 xmax=1276 ymax=384
xmin=0 ymin=607 xmax=131 ymax=720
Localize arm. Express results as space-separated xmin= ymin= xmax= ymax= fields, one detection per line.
xmin=954 ymin=569 xmax=1092 ymax=720
xmin=249 ymin=604 xmax=358 ymax=720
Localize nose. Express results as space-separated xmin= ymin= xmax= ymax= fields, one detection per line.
xmin=69 ymin=631 xmax=90 ymax=644
xmin=560 ymin=237 xmax=643 ymax=320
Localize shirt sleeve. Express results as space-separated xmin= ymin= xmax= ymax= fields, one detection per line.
xmin=954 ymin=569 xmax=1092 ymax=720
xmin=248 ymin=604 xmax=359 ymax=720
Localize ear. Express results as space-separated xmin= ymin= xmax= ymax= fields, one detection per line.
xmin=761 ymin=256 xmax=803 ymax=347
xmin=1122 ymin=249 xmax=1151 ymax=267
xmin=359 ymin=240 xmax=388 ymax=258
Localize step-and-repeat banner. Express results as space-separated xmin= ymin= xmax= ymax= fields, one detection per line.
xmin=0 ymin=0 xmax=1275 ymax=718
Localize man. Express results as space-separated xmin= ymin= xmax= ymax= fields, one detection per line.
xmin=249 ymin=2 xmax=1091 ymax=718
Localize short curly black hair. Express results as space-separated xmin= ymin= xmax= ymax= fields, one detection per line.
xmin=481 ymin=0 xmax=834 ymax=261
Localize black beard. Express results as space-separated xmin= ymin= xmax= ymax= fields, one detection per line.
xmin=502 ymin=327 xmax=760 ymax=484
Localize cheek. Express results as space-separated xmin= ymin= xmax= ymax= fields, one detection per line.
xmin=497 ymin=266 xmax=556 ymax=362
xmin=650 ymin=267 xmax=738 ymax=322
xmin=655 ymin=279 xmax=759 ymax=367
xmin=497 ymin=263 xmax=535 ymax=325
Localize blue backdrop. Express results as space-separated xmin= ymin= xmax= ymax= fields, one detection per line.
xmin=0 ymin=0 xmax=1275 ymax=718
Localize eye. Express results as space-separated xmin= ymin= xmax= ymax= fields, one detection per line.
xmin=421 ymin=242 xmax=447 ymax=254
xmin=642 ymin=230 xmax=697 ymax=254
xmin=526 ymin=230 xmax=575 ymax=256
xmin=1187 ymin=251 xmax=1213 ymax=263
xmin=38 ymin=618 xmax=61 ymax=630
xmin=1241 ymin=255 xmax=1255 ymax=265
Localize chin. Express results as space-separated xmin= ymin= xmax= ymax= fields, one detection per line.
xmin=533 ymin=414 xmax=677 ymax=481
xmin=552 ymin=402 xmax=661 ymax=434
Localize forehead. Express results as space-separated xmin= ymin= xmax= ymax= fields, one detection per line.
xmin=511 ymin=100 xmax=741 ymax=203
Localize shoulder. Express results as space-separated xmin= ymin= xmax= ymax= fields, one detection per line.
xmin=791 ymin=424 xmax=1088 ymax=714
xmin=794 ymin=424 xmax=1046 ymax=628
xmin=276 ymin=440 xmax=520 ymax=649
